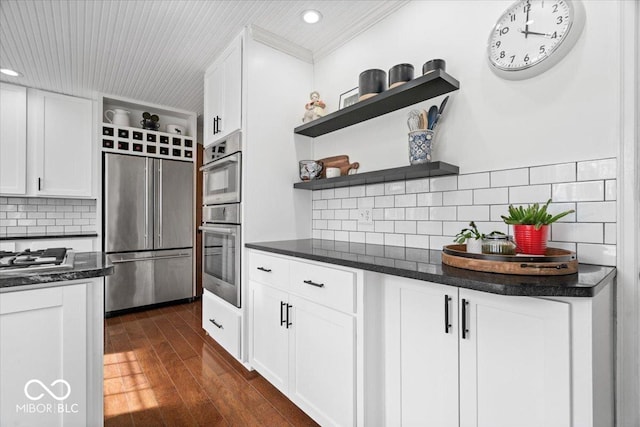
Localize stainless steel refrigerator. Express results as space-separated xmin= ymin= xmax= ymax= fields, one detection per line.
xmin=103 ymin=152 xmax=194 ymax=314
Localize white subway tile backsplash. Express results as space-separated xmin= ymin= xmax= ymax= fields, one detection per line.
xmin=310 ymin=158 xmax=616 ymax=262
xmin=430 ymin=206 xmax=456 ymax=221
xmin=342 ymin=198 xmax=357 ymax=209
xmin=335 ymin=231 xmax=349 ymax=241
xmin=430 ymin=176 xmax=457 ymax=192
xmin=8 ymin=198 xmax=26 ymax=204
xmin=28 ymin=198 xmax=47 ymax=205
xmin=334 ymin=187 xmax=350 ymax=199
xmin=605 ymin=180 xmax=616 ymax=201
xmin=7 ymin=226 xmax=27 ymax=234
xmin=604 ymin=223 xmax=616 ymax=244
xmin=350 ymin=185 xmax=365 ymax=198
xmin=385 ymin=182 xmax=405 ymax=195
xmin=366 ymin=232 xmax=384 ymax=245
xmin=385 ymin=233 xmax=405 ymax=247
xmin=547 ymin=241 xmax=577 ymax=252
xmin=19 ymin=205 xmax=38 ymax=212
xmin=577 ymin=158 xmax=616 ymax=181
xmin=417 ymin=192 xmax=443 ymax=206
xmin=406 ymin=234 xmax=429 ymax=249
xmin=37 ymin=219 xmax=55 ymax=226
xmin=552 ymin=223 xmax=603 ymax=244
xmin=405 ymin=207 xmax=429 ymax=221
xmin=0 ymin=204 xmax=17 ymax=212
xmin=28 ymin=226 xmax=46 ymax=233
xmin=17 ymin=219 xmax=37 ymax=227
xmin=366 ymin=183 xmax=385 ymax=196
xmin=56 ymin=205 xmax=73 ymax=212
xmin=7 ymin=212 xmax=26 ymax=219
xmin=375 ymin=195 xmax=395 ymax=208
xmin=405 ymin=178 xmax=429 ymax=193
xmin=577 ymin=201 xmax=616 ymax=223
xmin=46 ymin=226 xmax=64 ymax=233
xmin=384 ymin=208 xmax=405 ymax=221
xmin=375 ymin=221 xmax=394 ymax=233
xmin=457 ymin=205 xmax=490 ymax=221
xmin=509 ymin=184 xmax=551 ymax=204
xmin=577 ymin=243 xmax=616 ymax=266
xmin=530 ymin=163 xmax=576 ymax=184
xmin=552 ymin=181 xmax=604 ymax=202
xmin=0 ymin=219 xmax=17 ymax=227
xmin=443 ymin=190 xmax=472 ymax=206
xmin=395 ymin=194 xmax=417 ymax=207
xmin=474 ymin=188 xmax=508 ymax=205
xmin=64 ymin=212 xmax=82 ymax=219
xmin=328 ymin=199 xmax=342 ymax=210
xmin=395 ymin=221 xmax=417 ymax=234
xmin=458 ymin=172 xmax=490 ymax=190
xmin=417 ymin=221 xmax=443 ymax=235
xmin=491 ymin=168 xmax=529 ymax=187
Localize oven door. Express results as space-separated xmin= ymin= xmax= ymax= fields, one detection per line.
xmin=201 ymin=152 xmax=241 ymax=205
xmin=200 ymin=224 xmax=241 ymax=307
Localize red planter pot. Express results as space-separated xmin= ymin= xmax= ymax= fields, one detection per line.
xmin=513 ymin=224 xmax=549 ymax=255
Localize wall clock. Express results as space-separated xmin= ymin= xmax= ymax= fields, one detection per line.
xmin=487 ymin=0 xmax=586 ymax=80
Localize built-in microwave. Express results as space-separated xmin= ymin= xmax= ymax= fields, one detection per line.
xmin=201 ymin=133 xmax=241 ymax=205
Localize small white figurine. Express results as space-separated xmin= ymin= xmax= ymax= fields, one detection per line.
xmin=302 ymin=91 xmax=326 ymax=123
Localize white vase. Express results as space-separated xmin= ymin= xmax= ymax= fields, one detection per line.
xmin=466 ymin=239 xmax=483 ymax=254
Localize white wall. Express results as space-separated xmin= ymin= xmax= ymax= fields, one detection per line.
xmin=311 ymin=0 xmax=620 ymax=174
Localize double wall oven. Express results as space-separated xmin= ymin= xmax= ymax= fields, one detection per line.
xmin=200 ymin=133 xmax=242 ymax=307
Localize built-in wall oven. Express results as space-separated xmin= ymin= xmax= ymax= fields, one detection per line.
xmin=200 ymin=132 xmax=242 ymax=308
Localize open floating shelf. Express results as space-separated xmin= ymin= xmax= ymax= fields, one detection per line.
xmin=293 ymin=162 xmax=459 ymax=190
xmin=294 ymin=69 xmax=460 ymax=138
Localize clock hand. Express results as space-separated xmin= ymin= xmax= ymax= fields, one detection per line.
xmin=519 ymin=28 xmax=551 ymax=37
xmin=524 ymin=1 xmax=530 ymax=38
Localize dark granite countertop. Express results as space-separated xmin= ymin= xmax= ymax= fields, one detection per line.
xmin=0 ymin=232 xmax=98 ymax=241
xmin=0 ymin=252 xmax=113 ymax=291
xmin=246 ymin=239 xmax=616 ymax=297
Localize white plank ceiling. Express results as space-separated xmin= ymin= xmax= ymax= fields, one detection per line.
xmin=0 ymin=0 xmax=407 ymax=115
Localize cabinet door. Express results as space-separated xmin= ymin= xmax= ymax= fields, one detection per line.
xmin=249 ymin=280 xmax=289 ymax=394
xmin=0 ymin=284 xmax=88 ymax=427
xmin=203 ymin=65 xmax=223 ymax=145
xmin=459 ymin=289 xmax=571 ymax=427
xmin=29 ymin=89 xmax=93 ymax=197
xmin=0 ymin=83 xmax=27 ymax=195
xmin=385 ymin=276 xmax=459 ymax=427
xmin=288 ymin=295 xmax=355 ymax=427
xmin=221 ymin=34 xmax=242 ymax=138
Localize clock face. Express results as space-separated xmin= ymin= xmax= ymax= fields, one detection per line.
xmin=487 ymin=0 xmax=585 ymax=79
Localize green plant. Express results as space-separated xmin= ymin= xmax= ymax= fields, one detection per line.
xmin=501 ymin=199 xmax=575 ymax=230
xmin=454 ymin=221 xmax=485 ymax=243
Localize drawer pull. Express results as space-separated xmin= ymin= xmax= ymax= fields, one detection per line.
xmin=286 ymin=304 xmax=292 ymax=328
xmin=257 ymin=267 xmax=272 ymax=273
xmin=280 ymin=301 xmax=286 ymax=326
xmin=444 ymin=295 xmax=452 ymax=334
xmin=303 ymin=279 xmax=324 ymax=288
xmin=209 ymin=318 xmax=224 ymax=329
xmin=461 ymin=299 xmax=469 ymax=339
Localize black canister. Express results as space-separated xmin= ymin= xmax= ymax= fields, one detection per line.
xmin=359 ymin=69 xmax=387 ymax=101
xmin=388 ymin=63 xmax=414 ymax=89
xmin=422 ymin=59 xmax=446 ymax=74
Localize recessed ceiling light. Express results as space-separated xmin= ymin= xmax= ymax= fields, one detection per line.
xmin=302 ymin=10 xmax=322 ymax=24
xmin=0 ymin=68 xmax=22 ymax=77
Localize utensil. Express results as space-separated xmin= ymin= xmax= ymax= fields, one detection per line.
xmin=432 ymin=113 xmax=441 ymax=129
xmin=420 ymin=110 xmax=428 ymax=130
xmin=407 ymin=110 xmax=420 ymax=131
xmin=427 ymin=105 xmax=438 ymax=130
xmin=438 ymin=95 xmax=450 ymax=115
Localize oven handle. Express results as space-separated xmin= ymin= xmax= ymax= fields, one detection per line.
xmin=111 ymin=254 xmax=191 ymax=264
xmin=199 ymin=153 xmax=240 ymax=172
xmin=199 ymin=225 xmax=237 ymax=235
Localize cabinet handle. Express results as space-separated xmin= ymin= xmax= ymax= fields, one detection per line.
xmin=213 ymin=116 xmax=217 ymax=135
xmin=38 ymin=177 xmax=42 ymax=191
xmin=209 ymin=318 xmax=223 ymax=329
xmin=218 ymin=116 xmax=222 ymax=133
xmin=303 ymin=279 xmax=324 ymax=288
xmin=461 ymin=299 xmax=469 ymax=339
xmin=280 ymin=301 xmax=286 ymax=327
xmin=444 ymin=295 xmax=452 ymax=334
xmin=286 ymin=304 xmax=292 ymax=328
xmin=257 ymin=267 xmax=272 ymax=273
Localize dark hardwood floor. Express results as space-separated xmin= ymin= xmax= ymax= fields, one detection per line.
xmin=104 ymin=299 xmax=319 ymax=426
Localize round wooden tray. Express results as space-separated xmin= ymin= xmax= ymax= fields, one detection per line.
xmin=441 ymin=244 xmax=578 ymax=276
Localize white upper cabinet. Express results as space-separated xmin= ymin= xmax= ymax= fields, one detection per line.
xmin=204 ymin=33 xmax=242 ymax=145
xmin=0 ymin=83 xmax=27 ymax=195
xmin=28 ymin=89 xmax=93 ymax=197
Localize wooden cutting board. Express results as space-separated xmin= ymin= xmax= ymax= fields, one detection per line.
xmin=317 ymin=155 xmax=360 ymax=177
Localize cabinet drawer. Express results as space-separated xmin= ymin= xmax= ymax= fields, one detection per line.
xmin=202 ymin=290 xmax=241 ymax=359
xmin=290 ymin=260 xmax=356 ymax=313
xmin=249 ymin=251 xmax=290 ymax=291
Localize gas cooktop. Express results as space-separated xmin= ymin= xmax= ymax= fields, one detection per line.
xmin=0 ymin=248 xmax=75 ymax=273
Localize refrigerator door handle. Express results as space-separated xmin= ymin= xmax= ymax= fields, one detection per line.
xmin=158 ymin=160 xmax=163 ymax=248
xmin=111 ymin=253 xmax=191 ymax=264
xmin=144 ymin=158 xmax=149 ymax=249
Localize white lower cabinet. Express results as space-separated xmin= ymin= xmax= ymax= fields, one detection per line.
xmin=0 ymin=279 xmax=103 ymax=427
xmin=248 ymin=250 xmax=357 ymax=426
xmin=202 ymin=289 xmax=241 ymax=359
xmin=385 ymin=275 xmax=572 ymax=427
